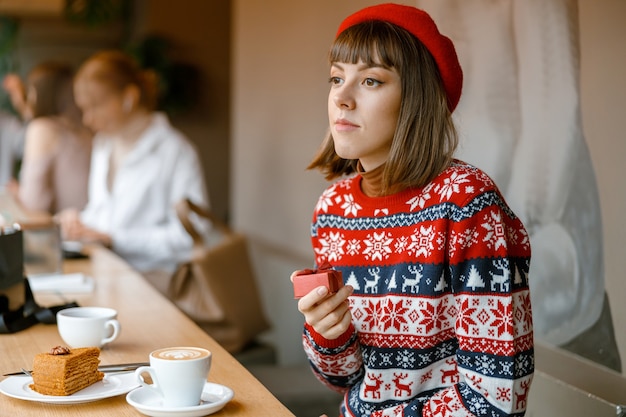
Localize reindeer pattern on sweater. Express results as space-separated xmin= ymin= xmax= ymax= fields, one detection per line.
xmin=303 ymin=160 xmax=534 ymax=417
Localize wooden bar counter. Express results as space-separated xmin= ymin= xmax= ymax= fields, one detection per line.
xmin=0 ymin=245 xmax=295 ymax=416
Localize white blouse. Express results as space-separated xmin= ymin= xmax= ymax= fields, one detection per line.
xmin=81 ymin=113 xmax=209 ymax=274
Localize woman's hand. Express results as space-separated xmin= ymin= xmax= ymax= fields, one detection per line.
xmin=2 ymin=73 xmax=28 ymax=120
xmin=4 ymin=178 xmax=19 ymax=198
xmin=291 ymin=270 xmax=353 ymax=340
xmin=56 ymin=209 xmax=112 ymax=247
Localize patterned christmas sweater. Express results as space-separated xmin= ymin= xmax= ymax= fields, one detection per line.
xmin=304 ymin=160 xmax=534 ymax=417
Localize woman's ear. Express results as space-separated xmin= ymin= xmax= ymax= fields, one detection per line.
xmin=23 ymin=86 xmax=37 ymax=120
xmin=27 ymin=86 xmax=37 ymax=107
xmin=122 ymin=85 xmax=140 ymax=113
xmin=122 ymin=96 xmax=132 ymax=113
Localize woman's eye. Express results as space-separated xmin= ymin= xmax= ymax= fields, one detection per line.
xmin=364 ymin=78 xmax=383 ymax=87
xmin=328 ymin=76 xmax=343 ymax=85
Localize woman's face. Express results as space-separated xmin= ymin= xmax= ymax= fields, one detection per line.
xmin=328 ymin=59 xmax=401 ymax=171
xmin=73 ymin=77 xmax=128 ymax=134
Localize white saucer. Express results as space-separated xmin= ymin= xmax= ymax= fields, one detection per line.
xmin=126 ymin=382 xmax=234 ymax=417
xmin=0 ymin=372 xmax=139 ymax=404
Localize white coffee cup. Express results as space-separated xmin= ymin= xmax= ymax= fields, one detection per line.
xmin=135 ymin=347 xmax=211 ymax=408
xmin=56 ymin=306 xmax=121 ymax=348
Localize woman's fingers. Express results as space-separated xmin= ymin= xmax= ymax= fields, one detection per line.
xmin=298 ymin=284 xmax=353 ymax=339
xmin=315 ymin=302 xmax=353 ymax=340
xmin=298 ymin=284 xmax=352 ymax=314
xmin=291 ymin=267 xmax=355 ymax=340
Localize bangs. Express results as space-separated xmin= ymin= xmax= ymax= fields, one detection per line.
xmin=316 ymin=19 xmax=455 ymax=190
xmin=330 ymin=21 xmax=408 ymax=69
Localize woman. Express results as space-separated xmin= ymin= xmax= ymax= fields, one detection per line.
xmin=292 ymin=4 xmax=534 ymax=416
xmin=16 ymin=62 xmax=92 ymax=213
xmin=57 ymin=50 xmax=209 ymax=276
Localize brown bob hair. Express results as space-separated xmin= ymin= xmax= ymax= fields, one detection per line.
xmin=308 ymin=20 xmax=458 ymax=194
xmin=27 ymin=62 xmax=77 ymax=119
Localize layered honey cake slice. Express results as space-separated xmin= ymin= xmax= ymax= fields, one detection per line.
xmin=29 ymin=346 xmax=104 ymax=396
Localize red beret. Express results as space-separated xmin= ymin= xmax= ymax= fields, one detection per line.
xmin=336 ymin=3 xmax=463 ymax=112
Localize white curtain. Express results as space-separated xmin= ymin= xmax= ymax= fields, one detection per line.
xmin=415 ymin=0 xmax=604 ymax=345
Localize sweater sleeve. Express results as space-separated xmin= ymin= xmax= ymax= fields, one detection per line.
xmin=302 ymin=319 xmax=364 ymax=393
xmin=303 ymin=200 xmax=365 ymax=392
xmin=422 ymin=190 xmax=534 ymax=416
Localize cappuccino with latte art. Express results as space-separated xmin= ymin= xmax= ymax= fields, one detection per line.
xmin=152 ymin=347 xmax=210 ymax=360
xmin=135 ymin=346 xmax=212 ymax=407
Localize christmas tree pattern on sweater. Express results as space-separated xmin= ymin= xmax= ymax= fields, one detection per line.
xmin=304 ymin=160 xmax=534 ymax=417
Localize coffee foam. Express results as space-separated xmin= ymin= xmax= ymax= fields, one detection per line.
xmin=152 ymin=347 xmax=209 ymax=361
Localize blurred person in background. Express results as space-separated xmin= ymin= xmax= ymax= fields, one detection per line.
xmin=56 ymin=50 xmax=210 ymax=278
xmin=12 ymin=61 xmax=93 ymax=214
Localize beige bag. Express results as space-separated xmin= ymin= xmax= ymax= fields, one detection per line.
xmin=170 ymin=199 xmax=270 ymax=353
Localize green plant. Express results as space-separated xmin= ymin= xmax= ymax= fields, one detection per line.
xmin=0 ymin=16 xmax=19 ymax=112
xmin=126 ymin=35 xmax=200 ymax=115
xmin=64 ymin=0 xmax=130 ymax=27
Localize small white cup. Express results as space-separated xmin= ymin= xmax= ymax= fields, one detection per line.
xmin=56 ymin=306 xmax=121 ymax=348
xmin=135 ymin=347 xmax=211 ymax=408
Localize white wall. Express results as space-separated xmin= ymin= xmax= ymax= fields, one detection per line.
xmin=578 ymin=0 xmax=626 ymax=366
xmin=232 ymin=0 xmax=626 ymax=367
xmin=232 ymin=0 xmax=409 ymax=364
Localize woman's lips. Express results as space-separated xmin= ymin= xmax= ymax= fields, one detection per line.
xmin=334 ymin=118 xmax=359 ymax=132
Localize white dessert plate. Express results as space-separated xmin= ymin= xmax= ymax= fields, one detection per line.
xmin=27 ymin=272 xmax=95 ymax=293
xmin=61 ymin=240 xmax=84 ymax=253
xmin=126 ymin=382 xmax=234 ymax=417
xmin=0 ymin=372 xmax=139 ymax=404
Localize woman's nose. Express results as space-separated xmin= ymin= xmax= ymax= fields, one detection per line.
xmin=332 ymin=86 xmax=355 ymax=109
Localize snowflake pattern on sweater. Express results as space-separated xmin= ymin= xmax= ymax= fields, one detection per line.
xmin=303 ymin=161 xmax=534 ymax=417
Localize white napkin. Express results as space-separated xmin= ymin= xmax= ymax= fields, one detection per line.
xmin=28 ymin=273 xmax=95 ymax=293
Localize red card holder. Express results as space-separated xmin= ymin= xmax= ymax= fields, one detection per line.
xmin=293 ymin=268 xmax=343 ymax=299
